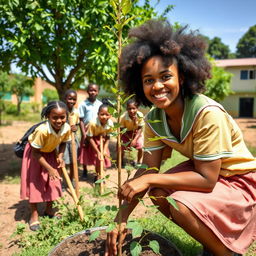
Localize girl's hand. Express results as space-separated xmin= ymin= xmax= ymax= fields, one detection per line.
xmin=71 ymin=125 xmax=77 ymax=132
xmin=130 ymin=139 xmax=136 ymax=147
xmin=118 ymin=176 xmax=150 ymax=203
xmin=48 ymin=168 xmax=62 ymax=181
xmin=57 ymin=156 xmax=65 ymax=168
xmin=104 ymin=223 xmax=127 ymax=256
xmin=97 ymin=151 xmax=103 ymax=161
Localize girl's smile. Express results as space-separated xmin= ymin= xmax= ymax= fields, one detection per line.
xmin=66 ymin=93 xmax=77 ymax=111
xmin=48 ymin=108 xmax=67 ymax=132
xmin=141 ymin=56 xmax=182 ymax=110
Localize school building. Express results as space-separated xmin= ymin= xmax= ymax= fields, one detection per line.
xmin=215 ymin=58 xmax=256 ymax=118
xmin=3 ymin=77 xmax=88 ymax=107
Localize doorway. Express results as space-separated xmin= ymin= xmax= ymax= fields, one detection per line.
xmin=239 ymin=98 xmax=254 ymax=117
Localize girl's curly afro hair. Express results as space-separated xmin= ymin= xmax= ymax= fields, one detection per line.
xmin=119 ymin=19 xmax=212 ymax=107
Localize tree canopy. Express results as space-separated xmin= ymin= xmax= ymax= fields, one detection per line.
xmin=207 ymin=37 xmax=231 ymax=59
xmin=236 ymin=25 xmax=256 ymax=58
xmin=205 ymin=59 xmax=233 ymax=102
xmin=0 ymin=0 xmax=172 ymax=99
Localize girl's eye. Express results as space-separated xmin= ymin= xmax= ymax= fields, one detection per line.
xmin=143 ymin=78 xmax=154 ymax=85
xmin=162 ymin=74 xmax=171 ymax=80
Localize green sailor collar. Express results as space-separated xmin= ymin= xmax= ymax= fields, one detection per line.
xmin=145 ymin=94 xmax=225 ymax=143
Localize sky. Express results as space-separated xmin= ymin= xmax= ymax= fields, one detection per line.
xmin=152 ymin=0 xmax=256 ymax=53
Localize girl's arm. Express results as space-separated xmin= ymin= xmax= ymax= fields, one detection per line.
xmin=88 ymin=136 xmax=101 ymax=159
xmin=57 ymin=142 xmax=66 ymax=168
xmin=31 ymin=147 xmax=62 ymax=180
xmin=79 ymin=118 xmax=87 ymax=140
xmin=131 ymin=126 xmax=142 ymax=146
xmin=103 ymin=135 xmax=110 ymax=155
xmin=120 ymin=158 xmax=221 ymax=203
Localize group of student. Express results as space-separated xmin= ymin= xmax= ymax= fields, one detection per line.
xmin=19 ymin=19 xmax=255 ymax=256
xmin=20 ymin=83 xmax=144 ymax=232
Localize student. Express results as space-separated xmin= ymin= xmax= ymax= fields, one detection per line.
xmin=63 ymin=89 xmax=80 ymax=185
xmin=78 ymin=83 xmax=102 ymax=179
xmin=81 ymin=103 xmax=113 ymax=182
xmin=20 ymin=101 xmax=71 ymax=231
xmin=120 ymin=98 xmax=144 ymax=167
xmin=105 ymin=20 xmax=256 ymax=256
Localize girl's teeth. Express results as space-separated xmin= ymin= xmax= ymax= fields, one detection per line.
xmin=154 ymin=93 xmax=167 ymax=98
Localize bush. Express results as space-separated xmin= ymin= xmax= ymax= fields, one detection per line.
xmin=5 ymin=102 xmax=17 ymax=115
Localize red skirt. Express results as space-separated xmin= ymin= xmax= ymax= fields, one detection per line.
xmin=161 ymin=160 xmax=256 ymax=254
xmin=79 ymin=136 xmax=111 ymax=168
xmin=20 ymin=143 xmax=62 ymax=203
xmin=121 ymin=130 xmax=143 ymax=150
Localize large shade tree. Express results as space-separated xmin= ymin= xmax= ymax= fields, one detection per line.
xmin=236 ymin=25 xmax=256 ymax=58
xmin=0 ymin=0 xmax=172 ymax=99
xmin=207 ymin=37 xmax=231 ymax=59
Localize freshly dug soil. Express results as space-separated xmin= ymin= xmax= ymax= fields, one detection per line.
xmin=49 ymin=228 xmax=182 ymax=256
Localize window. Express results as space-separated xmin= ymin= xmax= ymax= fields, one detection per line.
xmin=240 ymin=70 xmax=248 ymax=80
xmin=240 ymin=70 xmax=256 ymax=80
xmin=0 ymin=92 xmax=12 ymax=100
xmin=22 ymin=95 xmax=30 ymax=102
xmin=249 ymin=70 xmax=255 ymax=79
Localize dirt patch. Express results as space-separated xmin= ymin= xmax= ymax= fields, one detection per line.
xmin=0 ymin=118 xmax=255 ymax=256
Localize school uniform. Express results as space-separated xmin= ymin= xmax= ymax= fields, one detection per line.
xmin=20 ymin=121 xmax=71 ymax=203
xmin=120 ymin=111 xmax=144 ymax=150
xmin=78 ymin=98 xmax=102 ymax=125
xmin=78 ymin=98 xmax=102 ymax=161
xmin=79 ymin=118 xmax=113 ymax=168
xmin=63 ymin=107 xmax=80 ymax=165
xmin=144 ymin=94 xmax=256 ymax=254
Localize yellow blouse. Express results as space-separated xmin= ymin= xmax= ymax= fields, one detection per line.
xmin=28 ymin=121 xmax=71 ymax=152
xmin=120 ymin=111 xmax=144 ymax=131
xmin=144 ymin=94 xmax=256 ymax=177
xmin=87 ymin=118 xmax=114 ymax=137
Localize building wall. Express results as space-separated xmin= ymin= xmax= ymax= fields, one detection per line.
xmin=225 ymin=66 xmax=256 ymax=92
xmin=220 ymin=93 xmax=256 ymax=117
xmin=219 ymin=65 xmax=256 ymax=118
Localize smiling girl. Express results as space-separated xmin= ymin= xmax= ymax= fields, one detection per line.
xmin=20 ymin=101 xmax=71 ymax=231
xmin=105 ymin=20 xmax=256 ymax=256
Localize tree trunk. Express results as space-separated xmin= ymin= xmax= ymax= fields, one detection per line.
xmin=56 ymin=83 xmax=70 ymax=102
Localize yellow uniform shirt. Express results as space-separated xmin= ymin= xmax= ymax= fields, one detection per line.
xmin=87 ymin=118 xmax=114 ymax=137
xmin=68 ymin=107 xmax=80 ymax=126
xmin=28 ymin=121 xmax=71 ymax=152
xmin=120 ymin=111 xmax=144 ymax=131
xmin=144 ymin=94 xmax=256 ymax=177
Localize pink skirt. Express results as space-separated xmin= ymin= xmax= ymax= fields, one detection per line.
xmin=121 ymin=130 xmax=143 ymax=150
xmin=79 ymin=136 xmax=111 ymax=168
xmin=20 ymin=143 xmax=62 ymax=203
xmin=163 ymin=160 xmax=256 ymax=254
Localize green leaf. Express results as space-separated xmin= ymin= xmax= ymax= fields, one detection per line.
xmin=149 ymin=240 xmax=160 ymax=254
xmin=106 ymin=223 xmax=116 ymax=232
xmin=89 ymin=230 xmax=100 ymax=241
xmin=121 ymin=0 xmax=132 ymax=15
xmin=127 ymin=222 xmax=143 ymax=238
xmin=166 ymin=197 xmax=179 ymax=211
xmin=130 ymin=241 xmax=142 ymax=256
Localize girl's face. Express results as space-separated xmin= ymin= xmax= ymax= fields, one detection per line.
xmin=141 ymin=56 xmax=182 ymax=110
xmin=87 ymin=85 xmax=99 ymax=102
xmin=127 ymin=103 xmax=138 ymax=120
xmin=48 ymin=107 xmax=67 ymax=132
xmin=98 ymin=107 xmax=111 ymax=126
xmin=65 ymin=92 xmax=77 ymax=110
